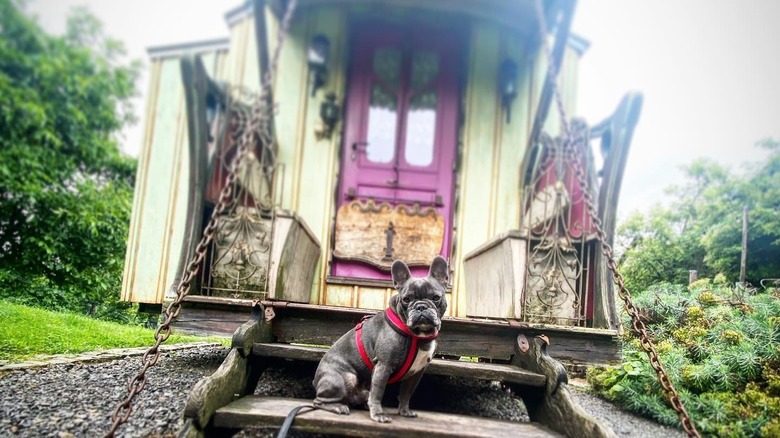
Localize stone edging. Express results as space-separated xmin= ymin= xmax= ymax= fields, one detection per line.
xmin=0 ymin=342 xmax=224 ymax=372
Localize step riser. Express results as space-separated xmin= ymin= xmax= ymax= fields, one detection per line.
xmin=252 ymin=343 xmax=547 ymax=387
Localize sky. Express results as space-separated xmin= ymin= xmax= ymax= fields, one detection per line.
xmin=26 ymin=0 xmax=780 ymax=217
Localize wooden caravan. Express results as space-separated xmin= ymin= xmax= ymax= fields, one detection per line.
xmin=122 ymin=0 xmax=643 ymax=362
xmin=117 ymin=0 xmax=648 ymax=435
xmin=120 ymin=2 xmax=646 ymax=432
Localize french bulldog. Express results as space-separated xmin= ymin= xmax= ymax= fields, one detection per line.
xmin=312 ymin=256 xmax=449 ymax=423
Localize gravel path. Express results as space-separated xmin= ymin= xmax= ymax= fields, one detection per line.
xmin=0 ymin=345 xmax=684 ymax=437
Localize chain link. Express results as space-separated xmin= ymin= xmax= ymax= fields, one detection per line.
xmin=103 ymin=1 xmax=298 ymax=436
xmin=532 ymin=0 xmax=700 ymax=436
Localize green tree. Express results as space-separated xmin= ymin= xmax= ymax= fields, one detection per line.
xmin=0 ymin=0 xmax=139 ymax=320
xmin=618 ymin=141 xmax=780 ymax=291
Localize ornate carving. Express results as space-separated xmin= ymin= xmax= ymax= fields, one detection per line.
xmin=520 ymin=132 xmax=592 ymax=326
xmin=201 ymin=86 xmax=280 ymax=299
xmin=208 ymin=207 xmax=272 ymax=298
xmin=334 ymin=200 xmax=444 ymax=270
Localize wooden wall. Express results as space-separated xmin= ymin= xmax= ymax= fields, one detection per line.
xmin=121 ymin=49 xmax=228 ymax=304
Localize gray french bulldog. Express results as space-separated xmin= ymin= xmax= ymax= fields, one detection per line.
xmin=312 ymin=256 xmax=449 ymax=423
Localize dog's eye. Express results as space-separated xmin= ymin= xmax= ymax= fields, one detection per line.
xmin=402 ymin=296 xmax=411 ymax=304
xmin=432 ymin=295 xmax=441 ymax=302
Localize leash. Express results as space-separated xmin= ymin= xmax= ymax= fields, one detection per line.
xmin=276 ymin=404 xmax=319 ymax=438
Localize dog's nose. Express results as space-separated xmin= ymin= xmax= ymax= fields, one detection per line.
xmin=414 ymin=302 xmax=429 ymax=311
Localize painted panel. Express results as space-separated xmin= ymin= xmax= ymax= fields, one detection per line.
xmin=324 ymin=284 xmax=453 ymax=316
xmin=121 ymin=51 xmax=227 ymax=304
xmin=325 ymin=284 xmax=356 ymax=307
xmin=121 ymin=59 xmax=186 ymax=303
xmin=255 ymin=7 xmax=348 ymax=304
xmin=450 ymin=21 xmax=501 ymax=316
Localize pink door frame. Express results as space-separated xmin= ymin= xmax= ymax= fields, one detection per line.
xmin=333 ymin=22 xmax=461 ymax=280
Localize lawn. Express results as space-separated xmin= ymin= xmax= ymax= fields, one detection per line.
xmin=0 ymin=300 xmax=219 ymax=363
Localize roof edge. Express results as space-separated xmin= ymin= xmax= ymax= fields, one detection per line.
xmin=568 ymin=33 xmax=590 ymax=56
xmin=147 ymin=38 xmax=231 ymax=59
xmin=225 ymin=1 xmax=254 ymax=27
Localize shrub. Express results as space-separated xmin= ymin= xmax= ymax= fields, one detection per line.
xmin=589 ymin=283 xmax=780 ymax=437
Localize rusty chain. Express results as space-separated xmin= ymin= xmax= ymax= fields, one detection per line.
xmin=104 ymin=1 xmax=298 ymax=436
xmin=532 ymin=0 xmax=701 ymax=436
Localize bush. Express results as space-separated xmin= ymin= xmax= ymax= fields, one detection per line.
xmin=588 ymin=283 xmax=780 ymax=437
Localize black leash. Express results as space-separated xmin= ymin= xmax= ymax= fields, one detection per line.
xmin=276 ymin=404 xmax=319 ymax=438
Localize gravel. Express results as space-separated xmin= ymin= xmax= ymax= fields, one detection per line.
xmin=0 ymin=345 xmax=684 ymax=437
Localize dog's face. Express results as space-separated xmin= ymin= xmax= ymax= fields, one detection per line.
xmin=390 ymin=256 xmax=449 ymax=337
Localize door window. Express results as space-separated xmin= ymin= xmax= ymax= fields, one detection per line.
xmin=366 ymin=47 xmax=401 ymax=164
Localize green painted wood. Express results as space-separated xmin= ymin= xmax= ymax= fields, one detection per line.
xmin=291 ymin=7 xmax=348 ymax=302
xmin=122 ymin=51 xmax=226 ymax=305
xmin=123 ymin=59 xmax=187 ymax=304
xmin=452 ymin=21 xmax=501 ymax=315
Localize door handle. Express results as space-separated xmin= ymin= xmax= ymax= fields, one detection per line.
xmin=351 ymin=141 xmax=369 ymax=160
xmin=386 ymin=164 xmax=399 ymax=186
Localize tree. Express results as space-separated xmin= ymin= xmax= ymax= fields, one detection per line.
xmin=0 ymin=0 xmax=139 ymax=319
xmin=618 ymin=141 xmax=780 ymax=292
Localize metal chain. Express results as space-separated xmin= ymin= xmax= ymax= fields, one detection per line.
xmin=531 ymin=1 xmax=701 ymax=436
xmin=104 ymin=1 xmax=298 ymax=436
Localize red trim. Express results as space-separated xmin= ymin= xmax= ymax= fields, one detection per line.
xmin=354 ymin=308 xmax=438 ymax=384
xmin=355 ymin=320 xmax=374 ymax=371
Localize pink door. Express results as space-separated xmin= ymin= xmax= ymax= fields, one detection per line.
xmin=332 ymin=23 xmax=460 ymax=280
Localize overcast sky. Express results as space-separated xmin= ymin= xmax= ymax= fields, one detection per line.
xmin=26 ymin=0 xmax=780 ymax=217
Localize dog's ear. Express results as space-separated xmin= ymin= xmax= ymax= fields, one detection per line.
xmin=389 ymin=293 xmax=400 ymax=309
xmin=391 ymin=260 xmax=411 ymax=289
xmin=428 ymin=256 xmax=449 ymax=287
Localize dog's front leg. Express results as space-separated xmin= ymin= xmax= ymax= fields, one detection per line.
xmin=368 ymin=363 xmax=393 ymax=423
xmin=397 ymin=371 xmax=423 ymax=417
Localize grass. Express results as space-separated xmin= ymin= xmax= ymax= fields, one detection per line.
xmin=0 ymin=300 xmax=223 ymax=363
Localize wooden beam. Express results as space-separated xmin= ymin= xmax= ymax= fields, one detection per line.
xmin=510 ymin=335 xmax=617 ymax=438
xmin=592 ymin=92 xmax=644 ymax=330
xmin=264 ymin=302 xmax=621 ymax=365
xmin=740 ymin=206 xmax=748 ymax=285
xmin=212 ymin=395 xmax=562 ymax=437
xmin=522 ymin=0 xmax=577 ymax=178
xmin=181 ymin=305 xmax=274 ymax=433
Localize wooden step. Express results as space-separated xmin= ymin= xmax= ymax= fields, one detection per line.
xmin=252 ymin=342 xmax=546 ymax=387
xmin=212 ymin=395 xmax=563 ymax=437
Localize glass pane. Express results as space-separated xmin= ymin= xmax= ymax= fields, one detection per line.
xmin=410 ymin=51 xmax=439 ymax=91
xmin=373 ymin=47 xmax=401 ymax=89
xmin=366 ymin=84 xmax=397 ymax=163
xmin=404 ymin=90 xmax=437 ymax=167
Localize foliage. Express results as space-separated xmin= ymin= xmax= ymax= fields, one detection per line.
xmin=588 ymin=282 xmax=780 ymax=437
xmin=0 ymin=0 xmax=139 ymax=319
xmin=0 ymin=300 xmax=221 ymax=363
xmin=617 ymin=141 xmax=780 ymax=292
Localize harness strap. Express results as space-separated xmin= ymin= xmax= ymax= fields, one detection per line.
xmin=355 ymin=308 xmax=438 ymax=384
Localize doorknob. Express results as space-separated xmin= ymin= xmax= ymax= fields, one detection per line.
xmin=351 ymin=141 xmax=369 ymax=160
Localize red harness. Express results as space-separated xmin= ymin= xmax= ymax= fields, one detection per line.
xmin=355 ymin=308 xmax=439 ymax=384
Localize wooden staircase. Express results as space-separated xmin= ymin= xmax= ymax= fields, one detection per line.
xmin=212 ymin=395 xmax=563 ymax=437
xmin=178 ymin=303 xmax=617 ymax=438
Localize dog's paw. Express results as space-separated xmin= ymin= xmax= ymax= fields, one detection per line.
xmin=316 ymin=402 xmax=350 ymax=415
xmin=398 ymin=407 xmax=417 ymax=418
xmin=370 ymin=411 xmax=392 ymax=423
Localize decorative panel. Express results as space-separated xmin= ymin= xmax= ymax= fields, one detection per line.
xmin=333 ymin=200 xmax=445 ymax=270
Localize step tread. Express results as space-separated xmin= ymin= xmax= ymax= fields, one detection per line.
xmin=213 ymin=395 xmax=562 ymax=437
xmin=252 ymin=342 xmax=546 ymax=387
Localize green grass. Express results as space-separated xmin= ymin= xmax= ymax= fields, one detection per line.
xmin=0 ymin=300 xmax=221 ymax=363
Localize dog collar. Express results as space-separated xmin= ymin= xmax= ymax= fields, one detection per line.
xmin=384 ymin=307 xmax=439 ymax=340
xmin=355 ymin=308 xmax=438 ymax=385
